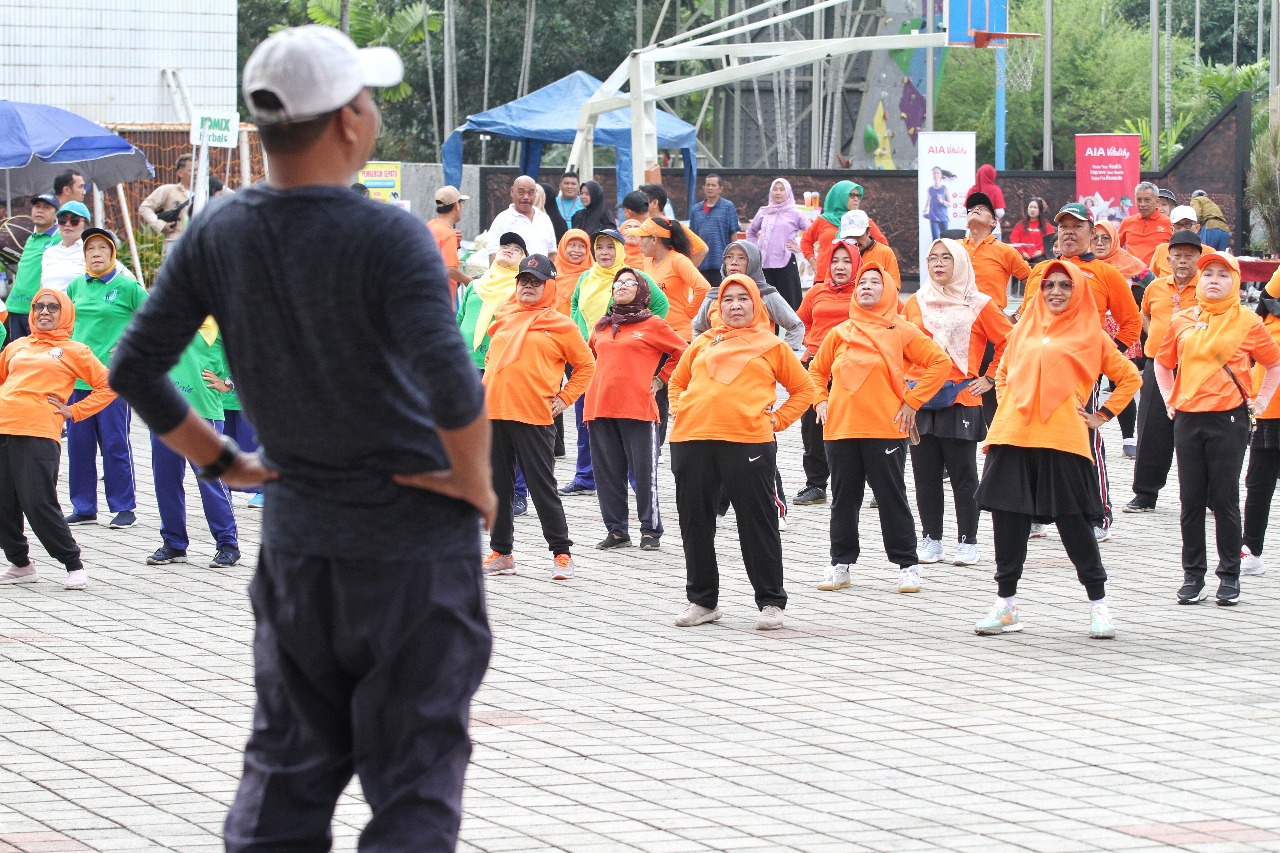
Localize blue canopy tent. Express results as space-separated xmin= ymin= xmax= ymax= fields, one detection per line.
xmin=442 ymin=71 xmax=698 ymax=216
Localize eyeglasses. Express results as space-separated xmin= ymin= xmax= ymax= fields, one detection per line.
xmin=613 ymin=280 xmax=638 ymax=289
xmin=56 ymin=213 xmax=84 ymax=225
xmin=1042 ymin=279 xmax=1075 ymax=292
xmin=32 ymin=302 xmax=61 ymax=313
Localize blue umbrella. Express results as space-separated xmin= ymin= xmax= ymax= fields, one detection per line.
xmin=0 ymin=99 xmax=154 ymax=205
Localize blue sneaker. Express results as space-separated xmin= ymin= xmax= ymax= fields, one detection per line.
xmin=146 ymin=546 xmax=187 ymax=566
xmin=210 ymin=546 xmax=240 ymax=568
xmin=247 ymin=493 xmax=265 ymax=509
xmin=975 ymin=600 xmax=1022 ymax=635
xmin=512 ymin=495 xmax=528 ymax=517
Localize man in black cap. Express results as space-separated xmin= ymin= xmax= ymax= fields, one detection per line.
xmin=1126 ymin=229 xmax=1204 ymax=513
xmin=5 ymin=194 xmax=61 ymax=341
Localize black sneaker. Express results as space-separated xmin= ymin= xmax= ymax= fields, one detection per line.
xmin=108 ymin=510 xmax=137 ymax=529
xmin=596 ymin=534 xmax=632 ymax=550
xmin=1216 ymin=576 xmax=1241 ymax=606
xmin=147 ymin=546 xmax=188 ymax=565
xmin=1122 ymin=498 xmax=1155 ymax=513
xmin=512 ymin=495 xmax=528 ymax=517
xmin=210 ymin=546 xmax=241 ymax=568
xmin=65 ymin=512 xmax=97 ymax=526
xmin=1177 ymin=576 xmax=1207 ymax=604
xmin=794 ymin=486 xmax=826 ymax=505
xmin=559 ymin=482 xmax=595 ymax=496
xmin=640 ymin=534 xmax=660 ymax=551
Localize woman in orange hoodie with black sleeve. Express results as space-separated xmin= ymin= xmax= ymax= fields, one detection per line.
xmin=481 ymin=255 xmax=595 ymax=582
xmin=974 ymin=260 xmax=1139 ymax=640
xmin=667 ymin=274 xmax=814 ymax=632
xmin=0 ymin=289 xmax=116 ymax=591
xmin=808 ymin=260 xmax=950 ymax=596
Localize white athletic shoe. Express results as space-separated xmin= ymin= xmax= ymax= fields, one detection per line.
xmin=897 ymin=566 xmax=922 ymax=593
xmin=1094 ymin=526 xmax=1112 ymax=543
xmin=1241 ymin=546 xmax=1266 ymax=576
xmin=816 ymin=563 xmax=851 ymax=591
xmin=953 ymin=540 xmax=980 ymax=566
xmin=918 ymin=535 xmax=944 ymax=564
xmin=1029 ymin=523 xmax=1046 ymax=539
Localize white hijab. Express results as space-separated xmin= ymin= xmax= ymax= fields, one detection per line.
xmin=916 ymin=238 xmax=989 ymax=374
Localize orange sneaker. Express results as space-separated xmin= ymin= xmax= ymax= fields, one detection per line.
xmin=483 ymin=551 xmax=516 ymax=576
xmin=552 ymin=553 xmax=575 ymax=580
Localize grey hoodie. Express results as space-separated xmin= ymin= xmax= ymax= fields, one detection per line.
xmin=692 ymin=239 xmax=806 ymax=357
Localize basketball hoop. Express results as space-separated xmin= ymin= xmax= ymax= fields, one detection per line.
xmin=973 ymin=31 xmax=1040 ymax=93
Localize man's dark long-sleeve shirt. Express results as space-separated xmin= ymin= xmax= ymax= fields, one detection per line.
xmin=110 ymin=184 xmax=486 ymax=559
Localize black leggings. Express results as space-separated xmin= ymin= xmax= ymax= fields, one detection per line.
xmin=909 ymin=435 xmax=979 ymax=542
xmin=1244 ymin=444 xmax=1280 ymax=556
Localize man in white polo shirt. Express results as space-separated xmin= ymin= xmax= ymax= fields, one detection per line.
xmin=485 ymin=175 xmax=556 ymax=260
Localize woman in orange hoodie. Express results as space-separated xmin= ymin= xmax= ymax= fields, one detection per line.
xmin=668 ymin=275 xmax=814 ymax=632
xmin=0 ymin=289 xmax=116 ymax=591
xmin=793 ymin=239 xmax=862 ymax=506
xmin=903 ymin=238 xmax=1011 ymax=568
xmin=553 ymin=228 xmax=593 ymax=315
xmin=1242 ymin=266 xmax=1280 ymax=576
xmin=1156 ymin=252 xmax=1280 ymax=606
xmin=482 ymin=255 xmax=596 ymax=582
xmin=585 ymin=269 xmax=687 ymax=551
xmin=975 ymin=260 xmax=1140 ymax=639
xmin=808 ymin=260 xmax=950 ymax=595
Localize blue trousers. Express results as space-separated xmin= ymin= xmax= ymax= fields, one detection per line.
xmin=1201 ymin=227 xmax=1230 ymax=251
xmin=571 ymin=395 xmax=595 ymax=489
xmin=222 ymin=410 xmax=262 ymax=495
xmin=68 ymin=391 xmax=136 ymax=516
xmin=151 ymin=422 xmax=238 ymax=551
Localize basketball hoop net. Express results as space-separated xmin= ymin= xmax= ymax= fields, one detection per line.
xmin=973 ymin=31 xmax=1040 ymax=93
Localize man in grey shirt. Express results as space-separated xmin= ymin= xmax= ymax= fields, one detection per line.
xmin=109 ymin=26 xmax=495 ymax=851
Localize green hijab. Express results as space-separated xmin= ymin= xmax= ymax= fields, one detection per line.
xmin=821 ymin=180 xmax=857 ymax=227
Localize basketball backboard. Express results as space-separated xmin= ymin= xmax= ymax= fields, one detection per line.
xmin=947 ymin=0 xmax=1010 ymax=46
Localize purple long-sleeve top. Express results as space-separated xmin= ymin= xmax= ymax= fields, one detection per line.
xmin=745 ymin=179 xmax=814 ymax=269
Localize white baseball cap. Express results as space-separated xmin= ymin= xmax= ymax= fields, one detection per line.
xmin=242 ymin=25 xmax=404 ymax=125
xmin=1169 ymin=205 xmax=1198 ymax=224
xmin=838 ymin=209 xmax=870 ymax=238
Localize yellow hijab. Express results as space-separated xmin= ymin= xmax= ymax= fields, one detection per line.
xmin=468 ymin=252 xmax=522 ymax=349
xmin=576 ymin=233 xmax=627 ymax=329
xmin=198 ymin=316 xmax=219 ymax=346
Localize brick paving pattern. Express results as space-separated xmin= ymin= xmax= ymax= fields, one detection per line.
xmin=0 ymin=417 xmax=1278 ymax=852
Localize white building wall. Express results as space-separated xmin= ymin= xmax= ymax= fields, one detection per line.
xmin=0 ymin=0 xmax=236 ymax=124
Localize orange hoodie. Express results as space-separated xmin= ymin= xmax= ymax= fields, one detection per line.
xmin=0 ymin=289 xmax=116 ymax=441
xmin=797 ymin=240 xmax=863 ymax=357
xmin=988 ymin=262 xmax=1140 ymax=459
xmin=483 ymin=284 xmax=595 ymax=425
xmin=669 ymin=276 xmax=814 ymax=443
xmin=1024 ymin=254 xmax=1142 ymax=349
xmin=809 ymin=262 xmax=951 ymax=440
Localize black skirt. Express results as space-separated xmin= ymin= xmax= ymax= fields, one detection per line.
xmin=917 ymin=404 xmax=987 ymax=442
xmin=763 ymin=257 xmax=803 ymax=310
xmin=976 ymin=444 xmax=1103 ymax=522
xmin=1253 ymin=418 xmax=1280 ymax=450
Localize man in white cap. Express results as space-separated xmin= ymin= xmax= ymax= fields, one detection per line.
xmin=1148 ymin=205 xmax=1199 ymax=279
xmin=109 ymin=25 xmax=495 ymax=850
xmin=838 ymin=208 xmax=900 ymax=288
xmin=428 ymin=185 xmax=471 ymax=306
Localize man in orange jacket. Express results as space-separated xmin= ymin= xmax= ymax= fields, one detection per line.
xmin=1117 ymin=181 xmax=1172 ymax=265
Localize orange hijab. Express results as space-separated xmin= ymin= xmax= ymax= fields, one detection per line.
xmin=1179 ymin=252 xmax=1253 ymax=398
xmin=702 ymin=274 xmax=781 ymax=384
xmin=28 ymin=288 xmax=75 ymax=343
xmin=487 ymin=274 xmax=567 ymax=373
xmin=554 ymin=229 xmax=593 ymax=314
xmin=1093 ymin=221 xmax=1149 ymax=281
xmin=1002 ymin=260 xmax=1112 ymax=423
xmin=832 ymin=261 xmax=913 ymax=394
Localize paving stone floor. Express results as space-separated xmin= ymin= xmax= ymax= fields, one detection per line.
xmin=0 ymin=415 xmax=1278 ymax=852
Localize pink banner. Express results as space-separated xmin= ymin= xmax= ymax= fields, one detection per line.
xmin=1075 ymin=134 xmax=1143 ymax=226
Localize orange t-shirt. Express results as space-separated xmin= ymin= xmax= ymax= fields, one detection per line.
xmin=801 ymin=218 xmax=839 ymax=283
xmin=1140 ymin=274 xmax=1198 ymax=358
xmin=1025 ymin=256 xmax=1142 ymax=348
xmin=1255 ymin=273 xmax=1280 ymax=419
xmin=964 ymin=235 xmax=1031 ymax=311
xmin=1157 ymin=310 xmax=1280 ymax=412
xmin=0 ymin=337 xmax=115 ymax=441
xmin=901 ymin=298 xmax=1012 ymax=407
xmin=584 ymin=315 xmax=688 ymax=423
xmin=860 ymin=240 xmax=901 ymax=292
xmin=668 ymin=339 xmax=814 ymax=443
xmin=808 ymin=330 xmax=951 ymax=440
xmin=427 ymin=217 xmax=462 ymax=305
xmin=644 ymin=251 xmax=710 ymax=341
xmin=988 ymin=345 xmax=1140 ymax=459
xmin=797 ymin=282 xmax=854 ymax=357
xmin=483 ymin=316 xmax=595 ymax=425
xmin=1117 ymin=212 xmax=1173 ymax=265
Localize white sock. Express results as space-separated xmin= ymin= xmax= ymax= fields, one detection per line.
xmin=1123 ymin=437 xmax=1136 ymax=447
xmin=1002 ymin=596 xmax=1017 ymax=608
xmin=1090 ymin=596 xmax=1108 ymax=608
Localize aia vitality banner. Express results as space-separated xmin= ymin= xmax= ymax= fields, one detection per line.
xmin=1075 ymin=134 xmax=1142 ymax=226
xmin=917 ymin=131 xmax=976 ymax=274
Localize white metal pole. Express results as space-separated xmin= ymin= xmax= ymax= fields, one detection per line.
xmin=116 ymin=185 xmax=143 ymax=286
xmin=925 ymin=3 xmax=934 ymax=132
xmin=1195 ymin=0 xmax=1201 ymax=65
xmin=1043 ymin=0 xmax=1054 ymax=168
xmin=1150 ymin=0 xmax=1160 ymax=171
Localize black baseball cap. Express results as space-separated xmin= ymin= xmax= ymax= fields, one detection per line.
xmin=965 ymin=191 xmax=995 ymax=214
xmin=517 ymin=253 xmax=557 ymax=281
xmin=30 ymin=193 xmax=58 ymax=210
xmin=1157 ymin=188 xmax=1177 ymax=203
xmin=81 ymin=227 xmax=119 ymax=248
xmin=1168 ymin=229 xmax=1203 ymax=250
xmin=497 ymin=231 xmax=527 ymax=254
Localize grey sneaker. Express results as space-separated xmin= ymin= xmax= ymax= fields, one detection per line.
xmin=0 ymin=563 xmax=37 ymax=584
xmin=918 ymin=535 xmax=944 ymax=564
xmin=482 ymin=551 xmax=516 ymax=576
xmin=1094 ymin=526 xmax=1112 ymax=543
xmin=1029 ymin=523 xmax=1046 ymax=539
xmin=953 ymin=539 xmax=979 ymax=566
xmin=675 ymin=602 xmax=721 ymax=627
xmin=756 ymin=605 xmax=785 ymax=630
xmin=1241 ymin=546 xmax=1266 ymax=576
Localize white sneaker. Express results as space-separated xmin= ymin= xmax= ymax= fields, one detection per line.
xmin=1094 ymin=526 xmax=1112 ymax=543
xmin=63 ymin=569 xmax=87 ymax=590
xmin=1029 ymin=523 xmax=1046 ymax=539
xmin=897 ymin=567 xmax=922 ymax=593
xmin=816 ymin=563 xmax=851 ymax=591
xmin=953 ymin=540 xmax=979 ymax=566
xmin=756 ymin=605 xmax=785 ymax=630
xmin=675 ymin=602 xmax=721 ymax=627
xmin=552 ymin=554 xmax=575 ymax=580
xmin=918 ymin=535 xmax=944 ymax=564
xmin=1089 ymin=602 xmax=1116 ymax=639
xmin=1241 ymin=546 xmax=1266 ymax=576
xmin=0 ymin=562 xmax=37 ymax=584
xmin=778 ymin=512 xmax=787 ymax=532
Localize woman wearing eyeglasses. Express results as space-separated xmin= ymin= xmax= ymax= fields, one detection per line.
xmin=41 ymin=202 xmax=91 ymax=292
xmin=0 ymin=289 xmax=116 ymax=591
